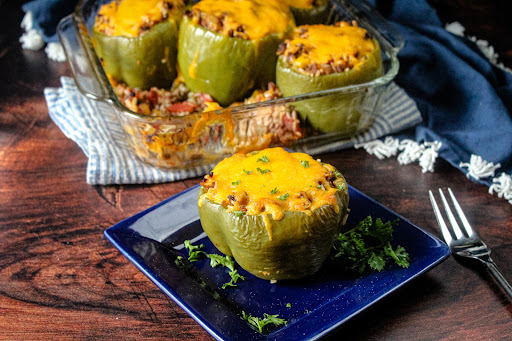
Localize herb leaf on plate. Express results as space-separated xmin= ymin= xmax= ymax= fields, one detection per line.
xmin=332 ymin=216 xmax=410 ymax=273
xmin=242 ymin=311 xmax=287 ymax=333
xmin=183 ymin=240 xmax=245 ymax=288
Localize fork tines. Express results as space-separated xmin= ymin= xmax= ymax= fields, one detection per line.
xmin=428 ymin=188 xmax=475 ymax=245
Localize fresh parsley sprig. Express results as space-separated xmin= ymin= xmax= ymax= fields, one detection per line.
xmin=332 ymin=216 xmax=410 ymax=273
xmin=242 ymin=311 xmax=287 ymax=333
xmin=257 ymin=155 xmax=270 ymax=163
xmin=183 ymin=240 xmax=245 ymax=288
xmin=278 ymin=193 xmax=289 ymax=201
xmin=184 ymin=240 xmax=207 ymax=262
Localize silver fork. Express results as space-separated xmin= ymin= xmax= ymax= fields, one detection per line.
xmin=429 ymin=188 xmax=512 ymax=299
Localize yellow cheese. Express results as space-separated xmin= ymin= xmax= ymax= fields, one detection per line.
xmin=192 ymin=0 xmax=295 ymax=40
xmin=96 ymin=0 xmax=182 ymax=37
xmin=287 ymin=23 xmax=376 ymax=70
xmin=201 ymin=147 xmax=339 ymax=221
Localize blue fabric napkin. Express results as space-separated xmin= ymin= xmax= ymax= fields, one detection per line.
xmin=22 ymin=0 xmax=76 ymax=43
xmin=370 ymin=0 xmax=512 ymax=185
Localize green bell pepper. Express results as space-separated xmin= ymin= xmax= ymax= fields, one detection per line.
xmin=276 ymin=39 xmax=383 ymax=134
xmin=93 ymin=18 xmax=180 ymax=90
xmin=197 ymin=174 xmax=349 ymax=281
xmin=178 ymin=16 xmax=291 ymax=106
xmin=290 ymin=0 xmax=329 ymax=25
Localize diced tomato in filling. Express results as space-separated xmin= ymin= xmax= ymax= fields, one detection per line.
xmin=166 ymin=101 xmax=198 ymax=113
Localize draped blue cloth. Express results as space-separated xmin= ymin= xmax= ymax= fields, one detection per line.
xmin=371 ymin=0 xmax=512 ymax=185
xmin=22 ymin=0 xmax=76 ymax=43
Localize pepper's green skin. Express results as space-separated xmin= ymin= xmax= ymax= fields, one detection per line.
xmin=290 ymin=1 xmax=329 ymax=25
xmin=197 ymin=174 xmax=349 ymax=281
xmin=276 ymin=40 xmax=382 ymax=134
xmin=93 ymin=19 xmax=180 ymax=90
xmin=178 ymin=16 xmax=292 ymax=106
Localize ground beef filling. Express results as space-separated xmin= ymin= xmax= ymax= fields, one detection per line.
xmin=277 ymin=21 xmax=375 ymax=77
xmin=184 ymin=9 xmax=250 ymax=39
xmin=114 ymin=80 xmax=215 ymax=117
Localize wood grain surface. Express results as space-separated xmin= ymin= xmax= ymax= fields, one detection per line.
xmin=1 ymin=1 xmax=511 ymax=340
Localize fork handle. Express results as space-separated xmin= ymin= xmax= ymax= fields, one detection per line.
xmin=484 ymin=260 xmax=512 ymax=300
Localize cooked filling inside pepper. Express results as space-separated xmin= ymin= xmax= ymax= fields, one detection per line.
xmin=94 ymin=0 xmax=184 ymax=36
xmin=277 ymin=21 xmax=377 ymax=76
xmin=115 ymin=81 xmax=302 ymax=163
xmin=113 ymin=77 xmax=216 ymax=117
xmin=199 ymin=147 xmax=345 ymax=221
xmin=185 ymin=0 xmax=294 ymax=40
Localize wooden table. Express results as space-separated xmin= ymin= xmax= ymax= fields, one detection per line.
xmin=1 ymin=2 xmax=511 ymax=340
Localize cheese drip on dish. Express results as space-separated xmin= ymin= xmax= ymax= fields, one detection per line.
xmin=199 ymin=147 xmax=344 ymax=222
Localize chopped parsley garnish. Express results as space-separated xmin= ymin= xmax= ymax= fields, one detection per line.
xmin=257 ymin=155 xmax=270 ymax=163
xmin=257 ymin=167 xmax=270 ymax=174
xmin=270 ymin=187 xmax=279 ymax=194
xmin=232 ymin=180 xmax=241 ymax=186
xmin=233 ymin=210 xmax=244 ymax=217
xmin=242 ymin=311 xmax=287 ymax=333
xmin=208 ymin=253 xmax=235 ymax=270
xmin=243 ymin=169 xmax=253 ymax=175
xmin=183 ymin=240 xmax=245 ymax=288
xmin=332 ymin=216 xmax=410 ymax=273
xmin=286 ymin=303 xmax=292 ymax=308
xmin=184 ymin=240 xmax=206 ymax=262
xmin=278 ymin=193 xmax=289 ymax=201
xmin=222 ymin=270 xmax=245 ymax=289
xmin=301 ymin=160 xmax=309 ymax=168
xmin=206 ymin=254 xmax=245 ymax=289
xmin=317 ymin=185 xmax=323 ymax=189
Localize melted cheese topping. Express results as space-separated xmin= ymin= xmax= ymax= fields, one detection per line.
xmin=283 ymin=23 xmax=375 ymax=70
xmin=199 ymin=147 xmax=340 ymax=222
xmin=95 ymin=0 xmax=183 ymax=37
xmin=192 ymin=0 xmax=294 ymax=40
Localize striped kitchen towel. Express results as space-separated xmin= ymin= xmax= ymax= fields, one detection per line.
xmin=44 ymin=76 xmax=422 ymax=185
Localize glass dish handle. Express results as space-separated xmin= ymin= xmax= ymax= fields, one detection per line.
xmin=57 ymin=14 xmax=112 ymax=103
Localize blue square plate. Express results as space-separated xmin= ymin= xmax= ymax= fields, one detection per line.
xmin=105 ymin=184 xmax=450 ymax=340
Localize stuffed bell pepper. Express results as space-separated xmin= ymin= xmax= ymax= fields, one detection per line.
xmin=198 ymin=147 xmax=349 ymax=281
xmin=178 ymin=0 xmax=295 ymax=106
xmin=93 ymin=0 xmax=185 ymax=89
xmin=276 ymin=21 xmax=383 ymax=134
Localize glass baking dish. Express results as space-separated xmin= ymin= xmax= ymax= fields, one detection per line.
xmin=57 ymin=0 xmax=403 ymax=170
